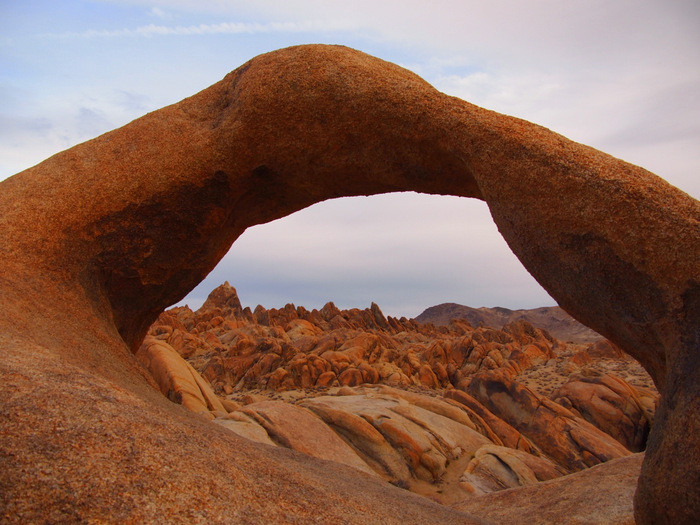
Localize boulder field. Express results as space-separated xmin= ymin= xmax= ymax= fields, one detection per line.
xmin=1 ymin=44 xmax=698 ymax=523
xmin=141 ymin=282 xmax=655 ymax=514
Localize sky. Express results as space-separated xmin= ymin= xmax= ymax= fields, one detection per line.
xmin=2 ymin=1 xmax=699 ymax=318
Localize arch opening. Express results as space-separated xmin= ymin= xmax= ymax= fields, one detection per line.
xmin=178 ymin=192 xmax=556 ymax=318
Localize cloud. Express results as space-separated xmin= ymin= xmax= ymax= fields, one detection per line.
xmin=149 ymin=7 xmax=173 ymax=20
xmin=0 ymin=85 xmax=156 ymax=180
xmin=40 ymin=20 xmax=355 ymax=39
xmin=0 ymin=114 xmax=56 ymax=179
xmin=75 ymin=107 xmax=112 ymax=137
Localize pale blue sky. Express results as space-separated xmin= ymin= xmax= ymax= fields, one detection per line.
xmin=2 ymin=1 xmax=699 ymax=316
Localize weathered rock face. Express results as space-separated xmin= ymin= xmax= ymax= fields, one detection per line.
xmin=551 ymin=372 xmax=656 ymax=452
xmin=148 ymin=283 xmax=560 ymax=394
xmin=456 ymin=453 xmax=645 ymax=525
xmin=0 ymin=44 xmax=698 ymax=523
xmin=466 ymin=368 xmax=631 ymax=471
xmin=136 ymin=336 xmax=226 ymax=418
xmin=142 ymin=282 xmax=653 ymax=510
xmin=459 ymin=444 xmax=567 ymax=495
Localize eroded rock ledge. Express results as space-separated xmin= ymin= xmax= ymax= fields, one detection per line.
xmin=1 ymin=44 xmax=698 ymax=524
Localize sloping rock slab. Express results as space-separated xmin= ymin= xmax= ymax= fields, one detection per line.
xmin=455 ymin=453 xmax=643 ymax=524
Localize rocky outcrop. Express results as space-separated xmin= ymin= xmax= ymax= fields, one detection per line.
xmin=147 ymin=283 xmax=560 ymax=395
xmin=144 ymin=283 xmax=654 ymax=510
xmin=460 ymin=444 xmax=567 ymax=495
xmin=232 ymin=400 xmax=378 ymax=476
xmin=1 ymin=44 xmax=697 ymax=523
xmin=202 ymin=382 xmax=606 ymax=507
xmin=551 ymin=372 xmax=656 ymax=452
xmin=467 ymin=369 xmax=631 ymax=471
xmin=136 ymin=336 xmax=226 ymax=418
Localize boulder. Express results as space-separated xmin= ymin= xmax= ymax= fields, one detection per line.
xmin=300 ymin=396 xmax=412 ymax=482
xmin=552 ymin=373 xmax=657 ymax=452
xmin=467 ymin=369 xmax=631 ymax=471
xmin=460 ymin=444 xmax=567 ymax=495
xmin=136 ymin=336 xmax=225 ymax=417
xmin=213 ymin=412 xmax=276 ymax=446
xmin=444 ymin=389 xmax=537 ymax=452
xmin=302 ymin=391 xmax=491 ymax=483
xmin=239 ymin=400 xmax=376 ymax=476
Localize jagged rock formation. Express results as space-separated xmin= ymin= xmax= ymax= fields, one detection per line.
xmin=416 ymin=303 xmax=603 ymax=343
xmin=143 ymin=282 xmax=652 ymax=510
xmin=0 ymin=44 xmax=698 ymax=523
xmin=142 ymin=284 xmax=652 ymax=498
xmin=151 ymin=283 xmax=562 ymax=393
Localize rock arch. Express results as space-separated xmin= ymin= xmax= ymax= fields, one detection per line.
xmin=0 ymin=45 xmax=697 ymax=523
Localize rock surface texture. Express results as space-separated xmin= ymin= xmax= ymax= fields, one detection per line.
xmin=0 ymin=44 xmax=698 ymax=523
xmin=455 ymin=453 xmax=645 ymax=525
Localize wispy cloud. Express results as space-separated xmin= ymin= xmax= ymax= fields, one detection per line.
xmin=41 ymin=20 xmax=353 ymax=39
xmin=149 ymin=7 xmax=174 ymax=21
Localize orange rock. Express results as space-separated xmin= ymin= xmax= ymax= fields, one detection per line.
xmin=214 ymin=411 xmax=276 ymax=446
xmin=358 ymin=362 xmax=379 ymax=384
xmin=2 ymin=44 xmax=698 ymax=522
xmin=460 ymin=444 xmax=567 ymax=495
xmin=266 ymin=367 xmax=294 ymax=390
xmin=240 ymin=401 xmax=376 ymax=476
xmin=552 ymin=373 xmax=657 ymax=452
xmin=285 ymin=318 xmax=323 ymax=339
xmin=584 ymin=339 xmax=627 ymax=359
xmin=444 ymin=389 xmax=536 ymax=452
xmin=338 ymin=367 xmax=364 ymax=387
xmin=136 ymin=336 xmax=225 ymax=417
xmin=302 ymin=392 xmax=490 ymax=483
xmin=417 ymin=363 xmax=439 ymax=387
xmin=457 ymin=454 xmax=644 ymax=524
xmin=468 ymin=369 xmax=631 ymax=471
xmin=301 ymin=397 xmax=412 ymax=482
xmin=315 ymin=370 xmax=337 ymax=387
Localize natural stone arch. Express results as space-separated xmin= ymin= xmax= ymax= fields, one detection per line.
xmin=0 ymin=45 xmax=698 ymax=523
xmin=193 ymin=192 xmax=538 ymax=316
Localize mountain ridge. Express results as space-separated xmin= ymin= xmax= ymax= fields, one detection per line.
xmin=415 ymin=303 xmax=603 ymax=344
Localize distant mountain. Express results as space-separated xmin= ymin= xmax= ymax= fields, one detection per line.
xmin=414 ymin=303 xmax=603 ymax=344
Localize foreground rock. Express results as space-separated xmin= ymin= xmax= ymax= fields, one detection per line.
xmin=1 ymin=44 xmax=697 ymax=523
xmin=208 ymin=382 xmax=633 ymax=507
xmin=456 ymin=454 xmax=644 ymax=525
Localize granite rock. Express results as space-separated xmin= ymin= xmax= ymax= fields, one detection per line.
xmin=1 ymin=44 xmax=697 ymax=523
